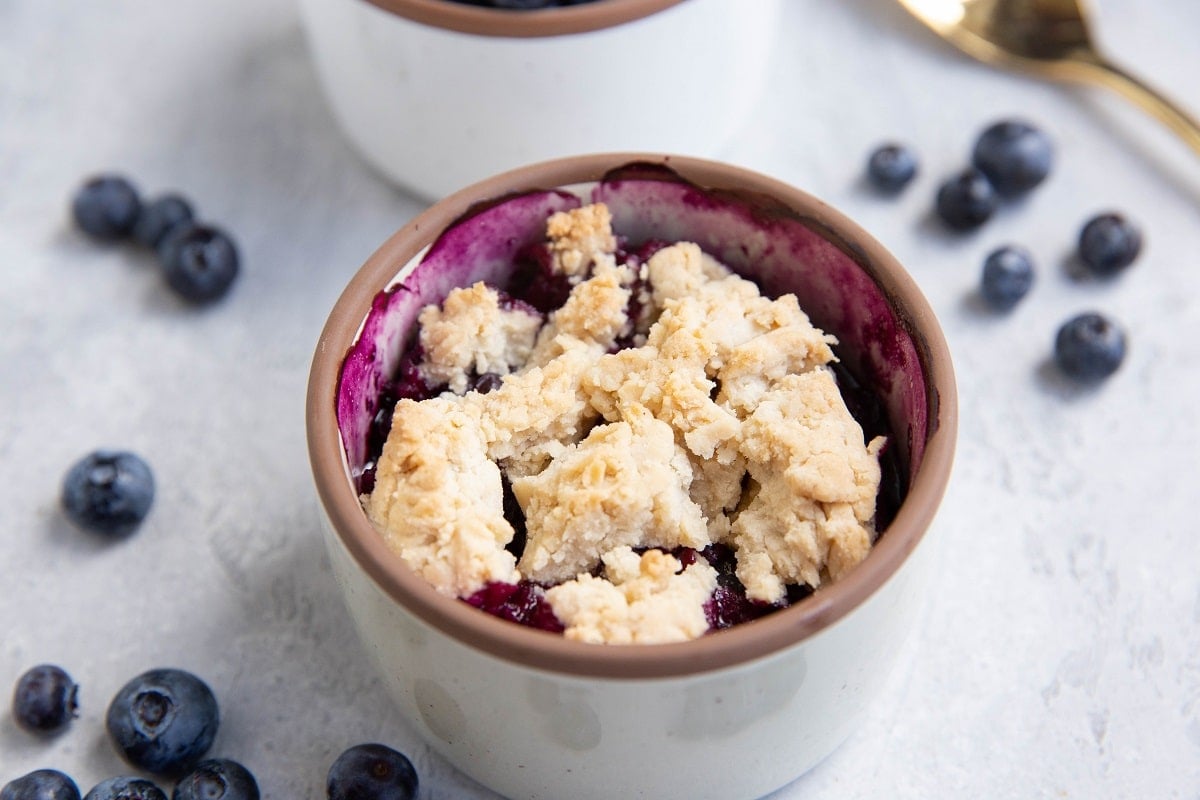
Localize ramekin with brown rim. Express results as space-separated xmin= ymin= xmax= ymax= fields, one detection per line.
xmin=307 ymin=153 xmax=957 ymax=800
xmin=297 ymin=0 xmax=783 ymax=199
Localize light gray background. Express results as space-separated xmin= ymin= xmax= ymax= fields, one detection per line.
xmin=2 ymin=1 xmax=1199 ymax=797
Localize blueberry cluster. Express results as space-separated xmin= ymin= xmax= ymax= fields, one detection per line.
xmin=5 ymin=666 xmax=255 ymax=800
xmin=14 ymin=173 xmax=420 ymax=799
xmin=71 ymin=175 xmax=239 ymax=304
xmin=932 ymin=119 xmax=1053 ymax=230
xmin=5 ymin=664 xmax=417 ymax=799
xmin=866 ymin=119 xmax=1143 ymax=384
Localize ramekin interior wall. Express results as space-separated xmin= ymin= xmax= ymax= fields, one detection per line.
xmin=336 ymin=176 xmax=929 ymax=486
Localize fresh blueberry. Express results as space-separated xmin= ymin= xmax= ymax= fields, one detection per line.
xmin=81 ymin=777 xmax=166 ymax=800
xmin=866 ymin=143 xmax=919 ymax=192
xmin=12 ymin=664 xmax=79 ymax=736
xmin=132 ymin=195 xmax=195 ymax=249
xmin=72 ymin=175 xmax=141 ymax=240
xmin=327 ymin=743 xmax=419 ymax=800
xmin=171 ymin=759 xmax=259 ymax=800
xmin=105 ymin=669 xmax=219 ymax=776
xmin=980 ymin=245 xmax=1035 ymax=310
xmin=61 ymin=450 xmax=155 ymax=538
xmin=1054 ymin=312 xmax=1126 ymax=382
xmin=935 ymin=167 xmax=998 ymax=231
xmin=157 ymin=224 xmax=239 ymax=304
xmin=1 ymin=769 xmax=81 ymax=800
xmin=971 ymin=119 xmax=1054 ymax=196
xmin=1078 ymin=212 xmax=1142 ymax=276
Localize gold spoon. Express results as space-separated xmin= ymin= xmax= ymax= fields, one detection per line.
xmin=896 ymin=0 xmax=1200 ymax=154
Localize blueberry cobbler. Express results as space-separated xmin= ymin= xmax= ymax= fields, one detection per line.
xmin=360 ymin=203 xmax=892 ymax=645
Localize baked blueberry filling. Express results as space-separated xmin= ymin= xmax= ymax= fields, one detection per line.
xmin=358 ymin=242 xmax=904 ymax=635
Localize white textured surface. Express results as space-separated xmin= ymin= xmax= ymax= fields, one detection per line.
xmin=2 ymin=0 xmax=1199 ymax=797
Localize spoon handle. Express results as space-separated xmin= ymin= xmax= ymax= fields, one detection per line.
xmin=1086 ymin=57 xmax=1200 ymax=156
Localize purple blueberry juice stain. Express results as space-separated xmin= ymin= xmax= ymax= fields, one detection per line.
xmin=338 ymin=165 xmax=932 ymax=635
xmin=830 ymin=360 xmax=905 ymax=530
xmin=465 ymin=581 xmax=564 ymax=634
xmin=506 ymin=241 xmax=574 ymax=313
xmin=336 ymin=190 xmax=581 ymax=477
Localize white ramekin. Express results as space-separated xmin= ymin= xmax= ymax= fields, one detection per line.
xmin=307 ymin=153 xmax=958 ymax=800
xmin=297 ymin=0 xmax=783 ymax=199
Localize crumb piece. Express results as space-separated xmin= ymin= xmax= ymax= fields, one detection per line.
xmin=545 ymin=203 xmax=617 ymax=279
xmin=467 ymin=338 xmax=600 ymax=479
xmin=366 ymin=396 xmax=518 ymax=597
xmin=546 ymin=547 xmax=718 ymax=644
xmin=686 ymin=451 xmax=747 ymax=541
xmin=513 ymin=406 xmax=710 ymax=585
xmin=716 ymin=313 xmax=838 ymax=415
xmin=417 ymin=282 xmax=542 ymax=394
xmin=731 ymin=370 xmax=884 ymax=602
xmin=584 ymin=268 xmax=832 ymax=465
xmin=527 ymin=261 xmax=635 ymax=367
xmin=644 ymin=242 xmax=732 ymax=307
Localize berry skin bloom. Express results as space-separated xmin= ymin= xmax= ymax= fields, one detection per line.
xmin=172 ymin=759 xmax=259 ymax=800
xmin=980 ymin=245 xmax=1035 ymax=311
xmin=1 ymin=769 xmax=81 ymax=800
xmin=866 ymin=143 xmax=919 ymax=193
xmin=81 ymin=777 xmax=166 ymax=800
xmin=1054 ymin=312 xmax=1127 ymax=382
xmin=61 ymin=450 xmax=155 ymax=537
xmin=327 ymin=743 xmax=419 ymax=800
xmin=72 ymin=175 xmax=142 ymax=240
xmin=157 ymin=223 xmax=240 ymax=304
xmin=935 ymin=167 xmax=998 ymax=231
xmin=12 ymin=664 xmax=79 ymax=736
xmin=972 ymin=119 xmax=1054 ymax=197
xmin=105 ymin=668 xmax=219 ymax=776
xmin=1077 ymin=212 xmax=1142 ymax=276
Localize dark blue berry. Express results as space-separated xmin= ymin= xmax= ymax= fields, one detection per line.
xmin=1054 ymin=312 xmax=1126 ymax=382
xmin=866 ymin=143 xmax=919 ymax=192
xmin=132 ymin=195 xmax=195 ymax=249
xmin=1 ymin=769 xmax=81 ymax=800
xmin=171 ymin=759 xmax=259 ymax=800
xmin=12 ymin=664 xmax=79 ymax=736
xmin=81 ymin=777 xmax=166 ymax=800
xmin=72 ymin=175 xmax=141 ymax=240
xmin=935 ymin=167 xmax=997 ymax=231
xmin=157 ymin=224 xmax=239 ymax=304
xmin=61 ymin=450 xmax=155 ymax=537
xmin=980 ymin=245 xmax=1035 ymax=310
xmin=470 ymin=372 xmax=504 ymax=394
xmin=1078 ymin=212 xmax=1142 ymax=276
xmin=105 ymin=669 xmax=219 ymax=776
xmin=971 ymin=119 xmax=1054 ymax=196
xmin=327 ymin=743 xmax=419 ymax=800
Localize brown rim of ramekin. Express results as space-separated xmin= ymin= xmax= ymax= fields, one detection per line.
xmin=307 ymin=153 xmax=958 ymax=680
xmin=358 ymin=0 xmax=685 ymax=38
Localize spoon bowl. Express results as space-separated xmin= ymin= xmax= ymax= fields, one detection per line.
xmin=898 ymin=0 xmax=1200 ymax=155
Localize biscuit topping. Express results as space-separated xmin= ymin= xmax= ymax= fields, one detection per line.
xmin=364 ymin=203 xmax=886 ymax=643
